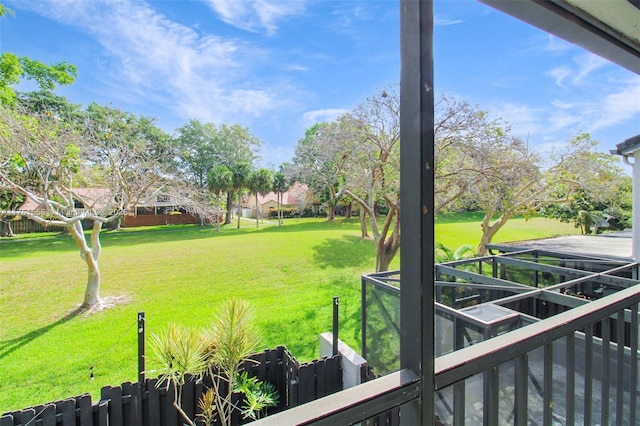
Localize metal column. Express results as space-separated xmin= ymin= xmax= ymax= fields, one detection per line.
xmin=400 ymin=0 xmax=435 ymax=423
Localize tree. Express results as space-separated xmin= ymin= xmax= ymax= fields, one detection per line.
xmin=0 ymin=105 xmax=191 ymax=311
xmin=290 ymin=122 xmax=350 ymax=221
xmin=248 ymin=168 xmax=273 ymax=228
xmin=0 ymin=54 xmax=77 ymax=106
xmin=175 ymin=121 xmax=262 ymax=225
xmin=471 ymin=132 xmax=623 ymax=254
xmin=272 ymin=171 xmax=287 ymax=226
xmin=0 ymin=154 xmax=24 ymax=237
xmin=435 ymin=243 xmax=476 ymax=263
xmin=335 ymin=88 xmax=401 ymax=272
xmin=175 ymin=120 xmax=219 ymax=188
xmin=433 ymin=94 xmax=504 ymax=213
xmin=230 ymin=163 xmax=252 ymax=229
xmin=0 ymin=6 xmax=78 ymax=231
xmin=541 ymin=145 xmax=632 ymax=233
xmin=208 ymin=164 xmax=233 ymax=231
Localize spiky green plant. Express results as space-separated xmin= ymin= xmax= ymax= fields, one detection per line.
xmin=202 ymin=298 xmax=262 ymax=426
xmin=197 ymin=388 xmax=218 ymax=426
xmin=149 ymin=323 xmax=208 ymax=426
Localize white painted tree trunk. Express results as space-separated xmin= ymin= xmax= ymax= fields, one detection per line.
xmin=69 ymin=220 xmax=103 ymax=309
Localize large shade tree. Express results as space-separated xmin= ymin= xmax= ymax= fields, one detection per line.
xmin=175 ymin=121 xmax=261 ymax=224
xmin=290 ymin=122 xmax=351 ymax=221
xmin=0 ymin=104 xmax=200 ymax=311
xmin=335 ymin=89 xmax=401 ymax=272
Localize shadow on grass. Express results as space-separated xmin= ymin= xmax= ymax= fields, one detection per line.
xmin=0 ymin=306 xmax=83 ymax=360
xmin=255 ymin=217 xmax=362 ymax=234
xmin=0 ymin=218 xmax=363 ymax=259
xmin=435 ymin=211 xmax=486 ymax=224
xmin=312 ymin=235 xmax=373 ymax=269
xmin=0 ymin=225 xmax=248 ymax=258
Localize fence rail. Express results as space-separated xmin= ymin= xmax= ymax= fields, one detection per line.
xmin=1 ymin=347 xmax=342 ymax=426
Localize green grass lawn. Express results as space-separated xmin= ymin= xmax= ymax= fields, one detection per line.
xmin=0 ymin=215 xmax=579 ymax=412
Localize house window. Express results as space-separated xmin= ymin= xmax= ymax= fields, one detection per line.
xmin=156 ymin=195 xmax=170 ymax=203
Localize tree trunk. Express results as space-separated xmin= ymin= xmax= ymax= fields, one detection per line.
xmin=345 ymin=202 xmax=352 ymax=218
xmin=1 ymin=219 xmax=14 ymax=237
xmin=225 ymin=192 xmax=233 ymax=224
xmin=376 ymin=236 xmax=400 ymax=272
xmin=477 ymin=212 xmax=511 ymax=256
xmin=255 ymin=192 xmax=259 ymax=228
xmin=375 ymin=209 xmax=400 ymax=272
xmin=69 ymin=220 xmax=102 ymax=309
xmin=328 ymin=204 xmax=335 ymax=221
xmin=359 ymin=209 xmax=368 ymax=238
xmin=277 ymin=193 xmax=282 ymax=226
xmin=237 ymin=192 xmax=242 ymax=229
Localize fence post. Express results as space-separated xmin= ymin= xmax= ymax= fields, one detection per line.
xmin=332 ymin=297 xmax=339 ymax=356
xmin=138 ymin=312 xmax=145 ymax=384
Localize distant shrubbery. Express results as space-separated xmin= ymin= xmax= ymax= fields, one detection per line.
xmin=268 ymin=208 xmax=324 ymax=219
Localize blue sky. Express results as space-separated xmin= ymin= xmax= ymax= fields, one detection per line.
xmin=2 ymin=0 xmax=639 ymax=169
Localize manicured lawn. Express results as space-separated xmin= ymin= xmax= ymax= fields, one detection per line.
xmin=0 ymin=215 xmax=578 ymax=412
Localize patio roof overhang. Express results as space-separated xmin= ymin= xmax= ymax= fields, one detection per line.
xmin=479 ymin=0 xmax=640 ymax=75
xmin=611 ymin=134 xmax=640 ymax=157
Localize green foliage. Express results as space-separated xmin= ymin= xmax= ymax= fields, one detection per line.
xmin=249 ymin=168 xmax=274 ymax=197
xmin=0 ymin=53 xmax=77 ymax=105
xmin=272 ymin=171 xmax=287 ymax=194
xmin=203 ymin=299 xmax=261 ymax=379
xmin=149 ymin=299 xmax=267 ymax=426
xmin=149 ymin=323 xmax=208 ymax=388
xmin=175 ymin=120 xmax=261 ymax=188
xmin=208 ymin=165 xmax=233 ymax=195
xmin=434 ymin=243 xmax=475 ymax=264
xmin=234 ymin=371 xmax=279 ymax=420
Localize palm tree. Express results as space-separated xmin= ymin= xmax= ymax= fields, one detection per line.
xmin=208 ymin=164 xmax=233 ymax=231
xmin=230 ymin=163 xmax=252 ymax=229
xmin=248 ymin=168 xmax=274 ymax=228
xmin=272 ymin=171 xmax=288 ymax=226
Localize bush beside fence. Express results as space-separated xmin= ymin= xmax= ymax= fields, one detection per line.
xmin=1 ymin=346 xmax=342 ymax=426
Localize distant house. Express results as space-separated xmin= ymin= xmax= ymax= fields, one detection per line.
xmin=14 ymin=188 xmax=202 ymax=231
xmin=124 ymin=192 xmax=202 ymax=227
xmin=245 ymin=182 xmax=311 ymax=218
xmin=18 ymin=187 xmax=113 ymax=216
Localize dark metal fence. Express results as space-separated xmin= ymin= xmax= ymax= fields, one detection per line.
xmin=1 ymin=347 xmax=342 ymax=426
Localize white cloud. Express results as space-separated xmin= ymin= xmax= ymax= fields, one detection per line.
xmin=486 ymin=102 xmax=545 ymax=137
xmin=18 ymin=0 xmax=287 ymax=126
xmin=550 ymin=100 xmax=574 ymax=109
xmin=285 ymin=64 xmax=311 ymax=72
xmin=546 ymin=52 xmax=608 ymax=87
xmin=539 ymin=34 xmax=573 ymax=55
xmin=204 ymin=0 xmax=306 ymax=35
xmin=546 ymin=66 xmax=572 ymax=88
xmin=434 ymin=17 xmax=463 ymax=26
xmin=573 ymin=53 xmax=608 ymax=83
xmin=302 ymin=108 xmax=348 ymax=125
xmin=589 ymin=77 xmax=640 ymax=131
